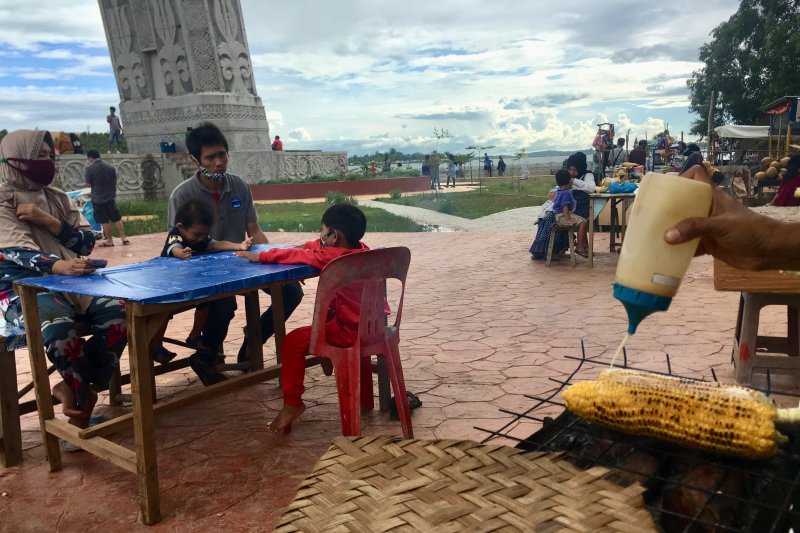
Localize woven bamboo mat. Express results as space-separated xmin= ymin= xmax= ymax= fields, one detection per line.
xmin=276 ymin=435 xmax=655 ymax=532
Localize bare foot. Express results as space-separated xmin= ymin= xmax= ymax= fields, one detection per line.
xmin=268 ymin=403 xmax=306 ymax=433
xmin=52 ymin=381 xmax=97 ymax=428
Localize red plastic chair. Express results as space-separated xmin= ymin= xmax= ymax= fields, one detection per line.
xmin=304 ymin=246 xmax=413 ymax=438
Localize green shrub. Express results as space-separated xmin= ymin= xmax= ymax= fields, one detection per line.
xmin=325 ymin=191 xmax=358 ymax=205
xmin=388 ymin=188 xmax=403 ymax=200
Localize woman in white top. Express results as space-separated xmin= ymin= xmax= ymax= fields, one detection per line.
xmin=565 ymin=152 xmax=595 ymax=256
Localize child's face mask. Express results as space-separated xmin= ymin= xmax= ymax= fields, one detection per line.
xmin=319 ymin=229 xmax=334 ymax=247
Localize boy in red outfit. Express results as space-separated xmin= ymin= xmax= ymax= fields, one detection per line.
xmin=235 ymin=203 xmax=368 ymax=432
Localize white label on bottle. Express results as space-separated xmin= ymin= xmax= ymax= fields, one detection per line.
xmin=651 ymin=273 xmax=680 ymax=287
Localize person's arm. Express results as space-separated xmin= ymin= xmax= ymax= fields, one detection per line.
xmin=665 ymin=171 xmax=800 ymax=270
xmin=246 ymin=220 xmax=268 ymax=244
xmin=0 ymin=247 xmax=94 ymax=276
xmin=16 ymin=204 xmax=95 ymax=256
xmin=561 ymin=204 xmax=572 ymax=222
xmin=210 ymin=236 xmax=253 ymax=252
xmin=570 ymin=177 xmax=594 ymax=192
xmin=166 ymin=191 xmax=179 ymax=231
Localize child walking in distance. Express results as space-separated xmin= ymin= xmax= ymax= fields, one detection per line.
xmin=236 ymin=203 xmax=370 ymax=431
xmin=149 ymin=199 xmax=252 ymax=376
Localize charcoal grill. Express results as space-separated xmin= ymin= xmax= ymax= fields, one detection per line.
xmin=479 ymin=342 xmax=800 ymax=532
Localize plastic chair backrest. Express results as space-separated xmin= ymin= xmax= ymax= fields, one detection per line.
xmin=308 ymin=247 xmax=411 ymax=354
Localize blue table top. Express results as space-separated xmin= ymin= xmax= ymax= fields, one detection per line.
xmin=16 ymin=245 xmax=318 ymax=305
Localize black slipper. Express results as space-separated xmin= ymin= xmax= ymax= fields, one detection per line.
xmin=189 ymin=354 xmax=227 ymax=386
xmin=389 ymin=391 xmax=422 ymax=420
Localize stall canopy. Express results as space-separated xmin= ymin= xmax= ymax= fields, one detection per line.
xmin=714 ymin=125 xmax=770 ymax=139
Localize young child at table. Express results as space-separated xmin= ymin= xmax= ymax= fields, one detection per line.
xmin=553 ymin=169 xmax=587 ymax=227
xmin=148 ymin=199 xmax=252 ymax=368
xmin=235 ymin=203 xmax=369 ymax=432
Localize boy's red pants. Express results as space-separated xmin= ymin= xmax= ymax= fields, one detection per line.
xmin=281 ymin=321 xmax=357 ymax=406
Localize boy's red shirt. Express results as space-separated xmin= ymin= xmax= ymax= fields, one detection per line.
xmin=258 ymin=240 xmax=371 ymax=327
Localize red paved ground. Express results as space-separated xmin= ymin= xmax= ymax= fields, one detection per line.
xmin=1 ymin=231 xmax=793 ymax=531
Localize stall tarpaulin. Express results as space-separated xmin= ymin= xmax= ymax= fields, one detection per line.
xmin=714 ymin=125 xmax=770 ymax=139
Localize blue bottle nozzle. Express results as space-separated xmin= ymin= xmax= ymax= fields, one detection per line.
xmin=613 ymin=283 xmax=673 ymax=334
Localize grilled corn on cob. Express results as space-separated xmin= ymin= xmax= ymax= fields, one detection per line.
xmin=562 ymin=369 xmax=799 ymax=459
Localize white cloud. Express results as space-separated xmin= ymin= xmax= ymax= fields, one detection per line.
xmin=0 ymin=0 xmax=740 ymax=155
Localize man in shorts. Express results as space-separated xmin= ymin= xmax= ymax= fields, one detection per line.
xmin=107 ymin=106 xmax=123 ymax=153
xmin=85 ymin=150 xmax=129 ymax=246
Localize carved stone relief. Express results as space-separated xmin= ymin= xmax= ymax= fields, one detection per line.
xmin=152 ymin=0 xmax=193 ymax=96
xmin=131 ymin=0 xmax=157 ymax=51
xmin=106 ymin=0 xmax=151 ymax=101
xmin=124 ymin=103 xmax=266 ymax=126
xmin=212 ymin=0 xmax=255 ymax=95
xmin=280 ymin=152 xmax=348 ymax=181
xmin=55 ymin=155 xmax=165 ymax=200
xmin=182 ymin=0 xmax=222 ymax=92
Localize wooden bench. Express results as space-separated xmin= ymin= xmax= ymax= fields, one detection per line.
xmin=1 ymin=322 xmax=28 ymax=467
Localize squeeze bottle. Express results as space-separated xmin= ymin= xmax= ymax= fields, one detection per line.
xmin=613 ymin=172 xmax=713 ymax=334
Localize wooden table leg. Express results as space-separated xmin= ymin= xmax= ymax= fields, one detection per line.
xmin=0 ymin=344 xmax=22 ymax=467
xmin=609 ymin=198 xmax=618 ymax=252
xmin=17 ymin=285 xmax=61 ymax=471
xmin=270 ymin=285 xmax=286 ymax=365
xmin=244 ymin=291 xmax=264 ymax=371
xmin=588 ymin=196 xmax=595 ymax=268
xmin=127 ymin=306 xmax=160 ymax=524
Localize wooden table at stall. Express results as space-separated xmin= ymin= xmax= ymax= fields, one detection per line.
xmin=714 ymin=205 xmax=800 ymax=294
xmin=587 ymin=192 xmax=636 ymax=268
xmin=14 ymin=248 xmax=317 ymax=524
xmin=713 ymin=206 xmax=800 ymax=383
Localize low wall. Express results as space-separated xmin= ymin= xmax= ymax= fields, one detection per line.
xmin=251 ymin=176 xmax=430 ymax=201
xmin=54 ymin=150 xmax=350 ymax=200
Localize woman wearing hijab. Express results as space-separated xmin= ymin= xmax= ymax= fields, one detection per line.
xmin=528 ymin=151 xmax=596 ymax=260
xmin=0 ymin=129 xmax=127 ymax=431
xmin=565 ymin=152 xmax=595 ymax=256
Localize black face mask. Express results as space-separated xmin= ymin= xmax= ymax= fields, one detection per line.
xmin=1 ymin=157 xmax=56 ymax=187
xmin=191 ymin=156 xmax=225 ymax=182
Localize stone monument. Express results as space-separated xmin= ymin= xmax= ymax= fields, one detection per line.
xmin=97 ymin=0 xmax=276 ymax=181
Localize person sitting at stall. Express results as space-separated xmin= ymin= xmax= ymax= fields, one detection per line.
xmin=609 ymin=138 xmax=627 ymax=166
xmin=771 ymin=154 xmax=800 ymax=207
xmin=628 ymin=140 xmax=647 ymax=166
xmin=0 ymin=129 xmax=127 ymax=434
xmin=148 ymin=199 xmax=253 ymax=367
xmin=564 ymin=152 xmax=595 ymax=257
xmin=235 ymin=203 xmax=372 ymax=432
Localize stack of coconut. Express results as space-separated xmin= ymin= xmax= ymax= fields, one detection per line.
xmin=755 ymin=156 xmax=791 ymax=181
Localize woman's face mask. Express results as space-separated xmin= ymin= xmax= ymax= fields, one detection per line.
xmin=1 ymin=157 xmax=56 ymax=187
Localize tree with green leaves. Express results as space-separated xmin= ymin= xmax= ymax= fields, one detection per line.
xmin=687 ymin=0 xmax=800 ymax=137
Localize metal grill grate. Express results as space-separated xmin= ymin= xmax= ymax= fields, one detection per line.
xmin=478 ymin=342 xmax=800 ymax=532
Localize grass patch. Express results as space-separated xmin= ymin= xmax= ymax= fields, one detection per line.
xmin=114 ymin=197 xmax=425 ymax=237
xmin=376 ymin=175 xmax=554 ymax=219
xmin=256 ymin=202 xmax=424 ymax=233
xmin=117 ymin=200 xmax=168 ymax=236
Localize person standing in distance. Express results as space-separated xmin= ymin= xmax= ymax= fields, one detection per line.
xmin=84 ymin=150 xmax=129 ymax=247
xmin=167 ymin=123 xmax=303 ymax=385
xmin=271 ymin=135 xmax=283 ymax=151
xmin=106 ymin=106 xmax=123 ymax=154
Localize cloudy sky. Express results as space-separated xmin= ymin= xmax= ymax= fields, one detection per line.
xmin=0 ymin=0 xmax=740 ymax=155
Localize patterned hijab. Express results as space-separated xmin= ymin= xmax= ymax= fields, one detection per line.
xmin=0 ymin=129 xmax=83 ymax=252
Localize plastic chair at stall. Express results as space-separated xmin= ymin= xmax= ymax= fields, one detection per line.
xmin=294 ymin=247 xmax=413 ymax=438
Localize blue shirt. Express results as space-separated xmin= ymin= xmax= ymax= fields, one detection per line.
xmin=552 ymin=189 xmax=575 ymax=214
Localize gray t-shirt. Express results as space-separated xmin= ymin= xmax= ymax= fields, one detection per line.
xmin=167 ymin=171 xmax=258 ymax=243
xmin=84 ymin=159 xmax=118 ymax=203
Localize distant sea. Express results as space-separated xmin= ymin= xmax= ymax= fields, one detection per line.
xmin=349 ymin=154 xmax=568 ymax=173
